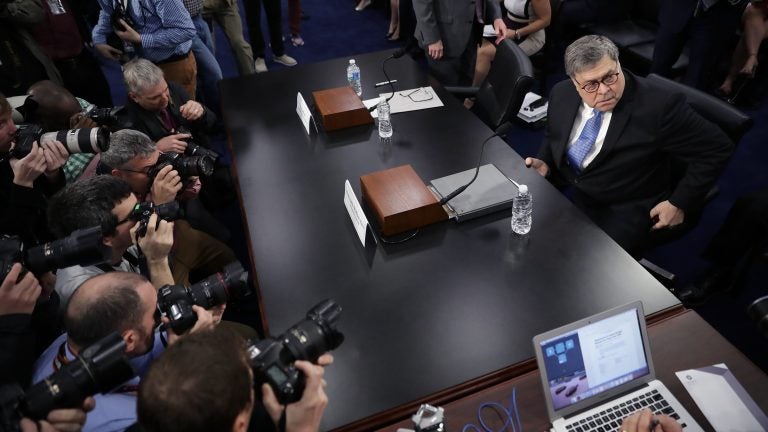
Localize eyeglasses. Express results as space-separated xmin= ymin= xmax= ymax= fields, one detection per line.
xmin=399 ymin=87 xmax=434 ymax=102
xmin=118 ymin=165 xmax=153 ymax=176
xmin=575 ymin=71 xmax=620 ymax=93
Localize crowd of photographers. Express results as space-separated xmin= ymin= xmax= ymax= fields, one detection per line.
xmin=0 ymin=61 xmax=340 ymax=432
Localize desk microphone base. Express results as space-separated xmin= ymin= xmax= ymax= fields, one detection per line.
xmin=361 ymin=164 xmax=448 ymax=236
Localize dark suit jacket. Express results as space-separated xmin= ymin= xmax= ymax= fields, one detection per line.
xmin=117 ymin=81 xmax=217 ymax=148
xmin=413 ymin=0 xmax=501 ymax=57
xmin=539 ymin=71 xmax=733 ymax=250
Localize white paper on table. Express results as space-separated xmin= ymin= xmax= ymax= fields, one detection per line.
xmin=343 ymin=179 xmax=370 ymax=247
xmin=364 ymin=86 xmax=444 ymax=118
xmin=676 ymin=363 xmax=768 ymax=432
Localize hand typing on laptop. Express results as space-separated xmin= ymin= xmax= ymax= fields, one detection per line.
xmin=621 ymin=409 xmax=681 ymax=432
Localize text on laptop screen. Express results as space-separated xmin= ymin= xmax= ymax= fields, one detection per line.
xmin=537 ymin=308 xmax=650 ymax=411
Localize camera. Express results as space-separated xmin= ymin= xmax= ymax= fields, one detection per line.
xmin=128 ymin=201 xmax=184 ymax=238
xmin=0 ymin=333 xmax=134 ymax=431
xmin=0 ymin=226 xmax=110 ymax=282
xmin=11 ymin=125 xmax=109 ymax=159
xmin=147 ymin=152 xmax=214 ymax=180
xmin=83 ymin=105 xmax=124 ymax=128
xmin=175 ymin=126 xmax=219 ymax=162
xmin=157 ymin=261 xmax=251 ymax=333
xmin=747 ymin=295 xmax=768 ymax=339
xmin=247 ymin=299 xmax=344 ymax=404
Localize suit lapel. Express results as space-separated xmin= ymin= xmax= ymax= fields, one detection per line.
xmin=581 ymin=72 xmax=637 ymax=174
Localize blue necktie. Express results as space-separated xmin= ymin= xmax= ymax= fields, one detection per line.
xmin=567 ymin=110 xmax=603 ymax=172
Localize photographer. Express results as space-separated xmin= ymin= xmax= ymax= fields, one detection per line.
xmin=46 ymin=176 xmax=174 ymax=307
xmin=32 ymin=271 xmax=215 ymax=432
xmin=136 ymin=327 xmax=332 ymax=432
xmin=117 ymin=58 xmax=216 ymax=152
xmin=1 ymin=92 xmax=69 ymax=246
xmin=100 ymin=129 xmax=236 ymax=287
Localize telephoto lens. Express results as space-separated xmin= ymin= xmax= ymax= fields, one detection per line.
xmin=40 ymin=128 xmax=110 ymax=154
xmin=24 ymin=226 xmax=110 ymax=275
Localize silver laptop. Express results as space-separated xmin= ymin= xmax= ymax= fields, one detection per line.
xmin=532 ymin=301 xmax=703 ymax=432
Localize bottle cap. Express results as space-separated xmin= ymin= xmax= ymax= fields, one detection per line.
xmin=379 ymin=95 xmax=387 ymax=103
xmin=518 ymin=184 xmax=528 ymax=194
xmin=349 ymin=59 xmax=355 ymax=64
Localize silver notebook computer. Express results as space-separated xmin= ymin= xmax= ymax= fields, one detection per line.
xmin=532 ymin=301 xmax=703 ymax=432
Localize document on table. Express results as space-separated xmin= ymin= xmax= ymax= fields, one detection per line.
xmin=676 ymin=363 xmax=768 ymax=432
xmin=364 ymin=86 xmax=444 ymax=118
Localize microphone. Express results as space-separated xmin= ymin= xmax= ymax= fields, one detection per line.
xmin=438 ymin=122 xmax=513 ymax=206
xmin=368 ymin=47 xmax=410 ymax=112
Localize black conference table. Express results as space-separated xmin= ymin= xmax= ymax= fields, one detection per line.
xmin=220 ymin=50 xmax=681 ymax=431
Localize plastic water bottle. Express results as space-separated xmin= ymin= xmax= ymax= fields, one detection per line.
xmin=347 ymin=59 xmax=362 ymax=96
xmin=511 ymin=184 xmax=532 ymax=235
xmin=378 ymin=96 xmax=392 ymax=138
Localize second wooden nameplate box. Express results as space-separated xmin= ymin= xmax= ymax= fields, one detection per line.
xmin=312 ymin=86 xmax=374 ymax=131
xmin=360 ymin=165 xmax=448 ymax=236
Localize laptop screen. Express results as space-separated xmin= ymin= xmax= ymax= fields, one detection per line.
xmin=536 ymin=307 xmax=651 ymax=411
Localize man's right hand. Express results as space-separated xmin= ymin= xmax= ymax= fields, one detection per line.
xmin=262 ymin=354 xmax=334 ymax=432
xmin=10 ymin=141 xmax=47 ymax=187
xmin=156 ymin=133 xmax=191 ymax=153
xmin=150 ymin=165 xmax=183 ymax=204
xmin=134 ymin=213 xmax=174 ymax=263
xmin=524 ymin=157 xmax=550 ymax=177
xmin=0 ymin=263 xmax=41 ymax=315
xmin=427 ymin=40 xmax=444 ymax=60
xmin=621 ymin=409 xmax=681 ymax=432
xmin=19 ymin=396 xmax=95 ymax=432
xmin=94 ymin=44 xmax=123 ymax=62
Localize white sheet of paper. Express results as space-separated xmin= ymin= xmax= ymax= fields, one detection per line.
xmin=483 ymin=24 xmax=496 ymax=37
xmin=343 ymin=179 xmax=370 ymax=246
xmin=296 ymin=92 xmax=312 ymax=134
xmin=364 ymin=86 xmax=444 ymax=118
xmin=676 ymin=363 xmax=768 ymax=432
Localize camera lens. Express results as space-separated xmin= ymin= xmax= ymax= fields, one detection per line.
xmin=40 ymin=128 xmax=110 ymax=154
xmin=21 ymin=334 xmax=134 ymax=420
xmin=176 ymin=155 xmax=214 ymax=178
xmin=24 ymin=227 xmax=109 ymax=275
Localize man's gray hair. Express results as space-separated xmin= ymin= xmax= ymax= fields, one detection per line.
xmin=564 ymin=35 xmax=619 ymax=77
xmin=101 ymin=129 xmax=156 ymax=168
xmin=123 ymin=58 xmax=165 ymax=95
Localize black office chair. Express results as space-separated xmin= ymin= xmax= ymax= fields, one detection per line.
xmin=640 ymin=73 xmax=754 ymax=287
xmin=444 ymin=39 xmax=534 ymax=132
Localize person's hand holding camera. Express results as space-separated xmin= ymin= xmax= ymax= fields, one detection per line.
xmin=163 ymin=305 xmax=215 ymax=345
xmin=150 ymin=165 xmax=183 ymax=205
xmin=39 ymin=139 xmax=69 ymax=181
xmin=156 ymin=133 xmax=190 ymax=154
xmin=9 ymin=141 xmax=47 ymax=188
xmin=19 ymin=396 xmax=95 ymax=432
xmin=114 ymin=18 xmax=141 ymax=45
xmin=132 ymin=213 xmax=174 ymax=263
xmin=68 ymin=112 xmax=98 ymax=129
xmin=0 ymin=263 xmax=41 ymax=316
xmin=262 ymin=354 xmax=334 ymax=432
xmin=178 ymin=101 xmax=204 ymax=121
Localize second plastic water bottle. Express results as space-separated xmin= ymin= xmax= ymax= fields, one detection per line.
xmin=378 ymin=96 xmax=392 ymax=138
xmin=511 ymin=184 xmax=532 ymax=235
xmin=347 ymin=59 xmax=362 ymax=97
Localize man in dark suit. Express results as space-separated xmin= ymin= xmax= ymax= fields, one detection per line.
xmin=525 ymin=35 xmax=733 ymax=256
xmin=413 ymin=0 xmax=508 ymax=86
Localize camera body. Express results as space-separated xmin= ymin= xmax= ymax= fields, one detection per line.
xmin=147 ymin=151 xmax=214 ymax=180
xmin=83 ymin=105 xmax=124 ymax=128
xmin=0 ymin=333 xmax=134 ymax=431
xmin=0 ymin=227 xmax=109 ymax=282
xmin=128 ymin=201 xmax=184 ymax=238
xmin=11 ymin=125 xmax=110 ymax=159
xmin=247 ymin=299 xmax=344 ymax=404
xmin=157 ymin=261 xmax=250 ymax=333
xmin=175 ymin=126 xmax=219 ymax=162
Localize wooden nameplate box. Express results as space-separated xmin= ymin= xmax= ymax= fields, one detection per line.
xmin=360 ymin=165 xmax=448 ymax=236
xmin=312 ymin=86 xmax=374 ymax=131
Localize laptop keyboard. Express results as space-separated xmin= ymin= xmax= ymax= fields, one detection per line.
xmin=564 ymin=389 xmax=687 ymax=432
